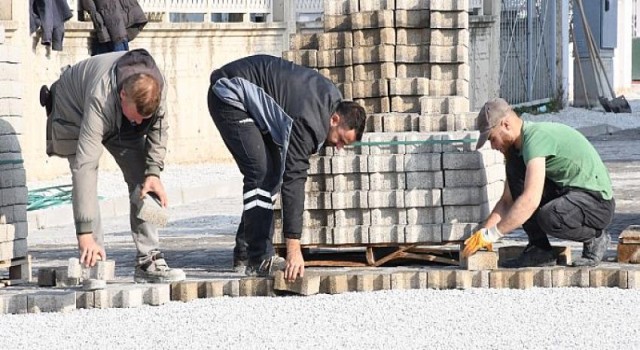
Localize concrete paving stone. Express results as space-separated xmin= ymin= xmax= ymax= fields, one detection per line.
xmin=368 ymin=225 xmax=405 ymax=244
xmin=317 ymin=48 xmax=353 ymax=68
xmin=405 ymin=224 xmax=442 ymax=243
xmin=303 ymin=191 xmax=332 ymax=210
xmin=442 ymin=181 xmax=504 ymax=206
xmin=201 ymin=280 xmax=225 ymax=298
xmin=365 ymin=113 xmax=384 ymax=132
xmin=354 ymin=97 xmax=390 ymax=114
xmin=0 ymin=238 xmax=27 ymax=261
xmin=369 ymin=172 xmax=405 ymax=191
xmin=319 ymin=66 xmax=354 ymax=83
xmin=368 ymin=190 xmax=404 ymax=208
xmin=300 ymin=227 xmax=333 ymax=245
xmin=406 ymin=207 xmax=443 ymax=224
xmin=37 ymin=268 xmax=56 ymax=287
xmin=389 ymin=77 xmax=429 ymax=96
xmin=143 ymin=283 xmax=170 ymax=305
xmin=333 ymin=173 xmax=369 ymax=191
xmin=27 ymin=290 xmax=76 ymax=313
xmin=351 ymin=79 xmax=388 ymax=99
xmin=431 ymin=63 xmax=470 ymax=81
xmin=443 ymin=202 xmax=494 ymax=223
xmin=404 ymin=188 xmax=442 ymax=207
xmin=67 ymin=258 xmax=82 ymax=279
xmin=405 ymin=171 xmax=444 ymax=190
xmin=404 ymin=152 xmax=441 ymax=172
xmin=274 ymin=271 xmax=321 ymax=295
xmin=0 ymin=293 xmax=27 ymax=314
xmin=395 ymin=0 xmax=429 ymax=10
xmin=282 ymin=49 xmax=318 ymax=68
xmin=303 ymin=209 xmax=335 ymax=228
xmin=0 ymin=81 xmax=21 ymax=99
xmin=359 ymin=0 xmax=395 ymax=11
xmin=353 ymin=62 xmax=395 ymax=81
xmin=331 ymin=190 xmax=368 ymax=210
xmin=318 ymin=31 xmax=354 ymax=50
xmin=324 ymin=0 xmax=359 ymax=15
xmin=0 ymin=134 xmax=20 ymax=153
xmin=627 ymin=269 xmax=640 ymax=289
xmin=239 ymin=277 xmax=273 ymax=297
xmin=111 ymin=285 xmax=145 ymax=308
xmin=427 ymin=269 xmax=456 ymax=289
xmin=309 ymin=155 xmax=331 ymax=175
xmin=0 ymin=222 xmax=15 ymax=241
xmin=0 ymin=167 xmax=25 ymax=189
xmin=552 ymin=268 xmax=591 ymax=287
xmin=430 ymin=0 xmax=468 ymax=11
xmin=319 ymin=274 xmax=349 ymax=294
xmin=223 ymin=278 xmax=240 ymax=297
xmin=590 ymin=268 xmax=627 ymax=288
xmin=531 ymin=268 xmax=556 ymax=288
xmin=429 ymin=45 xmax=469 ymax=64
xmin=0 ymin=97 xmax=22 ymax=118
xmin=391 ymin=96 xmax=422 ymax=113
xmin=442 ymin=222 xmax=477 ymax=241
xmin=454 ymin=270 xmax=489 ymax=289
xmin=396 ymin=62 xmax=430 ymax=78
xmin=460 ymin=250 xmax=498 ymax=271
xmin=289 ymin=33 xmax=319 ymax=50
xmin=335 ymin=82 xmax=353 ymax=100
xmin=395 ymin=45 xmax=429 ymax=63
xmin=76 ymin=290 xmax=94 ymax=309
xmin=442 ymin=149 xmax=504 ymax=169
xmin=430 ymin=11 xmax=469 ymax=29
xmin=351 ymin=10 xmax=395 ymax=29
xmin=89 ymin=260 xmax=116 ymax=281
xmin=331 ymin=154 xmax=367 ymax=174
xmin=444 ymin=164 xmax=506 ymax=187
xmin=617 ymin=243 xmax=640 ymax=263
xmin=353 ymin=44 xmax=395 ymax=64
xmin=323 ymin=14 xmax=352 ymax=32
xmin=305 ymin=174 xmax=333 ymax=192
xmin=334 ymin=209 xmax=370 ymax=226
xmin=383 ymin=113 xmax=417 ymax=132
xmin=396 ymin=28 xmax=429 ymax=46
xmin=429 ymin=78 xmax=469 ymax=96
xmin=489 ymin=269 xmax=534 ymax=289
xmin=361 ymin=132 xmax=406 ymax=155
xmin=371 ymin=208 xmax=407 ymax=226
xmin=431 ymin=28 xmax=469 ymax=46
xmin=391 ymin=271 xmax=423 ymax=289
xmin=395 ymin=9 xmax=430 ymax=28
xmin=170 ymin=280 xmax=199 ymax=302
xmin=353 ymin=28 xmax=396 ymax=46
xmin=403 ymin=132 xmax=444 ymax=153
xmin=438 ymin=131 xmax=479 ymax=153
xmin=355 ymin=272 xmax=386 ymax=292
xmin=368 ymin=154 xmax=404 ymax=173
xmin=420 ymin=96 xmax=469 ymax=114
xmin=333 ymin=225 xmax=368 ymax=244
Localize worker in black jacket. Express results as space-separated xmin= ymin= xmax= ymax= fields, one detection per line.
xmin=208 ymin=55 xmax=367 ymax=281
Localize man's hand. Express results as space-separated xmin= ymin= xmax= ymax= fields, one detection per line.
xmin=285 ymin=238 xmax=304 ymax=282
xmin=140 ymin=175 xmax=168 ymax=207
xmin=462 ymin=226 xmax=503 ymax=258
xmin=77 ymin=234 xmax=106 ymax=267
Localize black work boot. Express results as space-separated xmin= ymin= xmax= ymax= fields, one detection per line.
xmin=573 ymin=230 xmax=610 ymax=267
xmin=501 ymin=244 xmax=557 ymax=268
xmin=245 ymin=255 xmax=285 ymax=277
xmin=39 ymin=85 xmax=52 ymax=115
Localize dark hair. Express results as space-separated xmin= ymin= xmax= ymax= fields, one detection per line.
xmin=121 ymin=73 xmax=161 ymax=116
xmin=335 ymin=101 xmax=366 ymax=141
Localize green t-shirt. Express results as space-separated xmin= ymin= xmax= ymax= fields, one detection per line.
xmin=520 ymin=121 xmax=613 ymax=200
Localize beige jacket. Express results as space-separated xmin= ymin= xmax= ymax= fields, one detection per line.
xmin=46 ymin=49 xmax=168 ymax=233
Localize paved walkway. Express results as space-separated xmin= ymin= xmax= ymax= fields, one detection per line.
xmin=19 ymin=126 xmax=640 ymax=282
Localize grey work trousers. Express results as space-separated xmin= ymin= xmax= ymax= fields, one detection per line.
xmin=69 ymin=135 xmax=160 ymax=262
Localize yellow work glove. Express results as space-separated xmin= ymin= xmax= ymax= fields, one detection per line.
xmin=462 ymin=226 xmax=503 ymax=258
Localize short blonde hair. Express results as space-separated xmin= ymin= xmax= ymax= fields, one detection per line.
xmin=121 ymin=73 xmax=161 ymax=116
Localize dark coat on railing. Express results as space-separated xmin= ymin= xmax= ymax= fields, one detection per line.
xmin=81 ymin=0 xmax=148 ymax=44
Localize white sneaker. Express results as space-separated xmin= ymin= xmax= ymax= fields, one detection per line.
xmin=134 ymin=252 xmax=186 ymax=283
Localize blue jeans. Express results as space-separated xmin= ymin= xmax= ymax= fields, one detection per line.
xmin=91 ymin=39 xmax=129 ymax=56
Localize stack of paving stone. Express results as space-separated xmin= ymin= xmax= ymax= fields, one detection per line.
xmin=0 ymin=23 xmax=30 ymax=283
xmin=275 ymin=0 xmax=505 ymax=249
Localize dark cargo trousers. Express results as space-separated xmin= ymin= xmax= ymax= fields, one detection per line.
xmin=207 ymin=87 xmax=281 ymax=266
xmin=505 ymin=148 xmax=615 ymax=250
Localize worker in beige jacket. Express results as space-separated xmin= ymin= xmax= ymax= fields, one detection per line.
xmin=40 ymin=48 xmax=185 ymax=283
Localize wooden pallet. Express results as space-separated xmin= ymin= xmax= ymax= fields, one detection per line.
xmin=0 ymin=255 xmax=32 ymax=286
xmin=275 ymin=244 xmax=460 ymax=267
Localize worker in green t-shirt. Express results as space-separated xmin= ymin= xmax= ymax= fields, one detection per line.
xmin=463 ymin=98 xmax=615 ymax=268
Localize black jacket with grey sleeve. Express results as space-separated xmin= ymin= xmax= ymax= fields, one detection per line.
xmin=210 ymin=54 xmax=342 ymax=239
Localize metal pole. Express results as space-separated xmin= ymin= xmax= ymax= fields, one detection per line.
xmin=527 ymin=0 xmax=534 ymax=102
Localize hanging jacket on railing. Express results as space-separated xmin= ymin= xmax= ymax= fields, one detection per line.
xmin=29 ymin=0 xmax=73 ymax=51
xmin=81 ymin=0 xmax=148 ymax=44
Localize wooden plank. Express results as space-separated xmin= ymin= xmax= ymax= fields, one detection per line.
xmin=304 ymin=260 xmax=368 ymax=267
xmin=0 ymin=257 xmax=28 ymax=269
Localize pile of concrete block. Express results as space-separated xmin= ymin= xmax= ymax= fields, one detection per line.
xmin=37 ymin=258 xmax=116 ymax=289
xmin=0 ymin=22 xmax=30 ymax=284
xmin=284 ymin=0 xmax=474 ymax=132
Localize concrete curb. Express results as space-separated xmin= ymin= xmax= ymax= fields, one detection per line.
xmin=27 ymin=181 xmax=243 ymax=230
xmin=2 ymin=265 xmax=640 ymax=314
